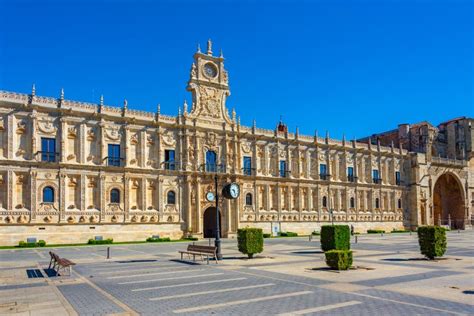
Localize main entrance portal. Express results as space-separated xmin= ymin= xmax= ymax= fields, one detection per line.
xmin=203 ymin=207 xmax=221 ymax=238
xmin=433 ymin=173 xmax=465 ymax=229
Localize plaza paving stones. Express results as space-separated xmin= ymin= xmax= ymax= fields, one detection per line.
xmin=0 ymin=231 xmax=473 ymax=315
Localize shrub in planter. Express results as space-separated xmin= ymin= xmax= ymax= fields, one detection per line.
xmin=279 ymin=232 xmax=298 ymax=237
xmin=37 ymin=240 xmax=46 ymax=247
xmin=263 ymin=233 xmax=271 ymax=238
xmin=320 ymin=225 xmax=350 ymax=252
xmin=367 ymin=229 xmax=385 ymax=234
xmin=237 ymin=228 xmax=264 ymax=259
xmin=146 ymin=237 xmax=171 ymax=242
xmin=417 ymin=226 xmax=446 ymax=260
xmin=88 ymin=238 xmax=113 ymax=245
xmin=325 ymin=250 xmax=353 ymax=270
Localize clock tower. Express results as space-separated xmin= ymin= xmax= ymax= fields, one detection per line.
xmin=187 ymin=39 xmax=232 ymax=124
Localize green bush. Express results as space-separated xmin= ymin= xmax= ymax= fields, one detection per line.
xmin=417 ymin=226 xmax=447 ymax=260
xmin=237 ymin=228 xmax=264 ymax=259
xmin=263 ymin=233 xmax=272 ymax=238
xmin=367 ymin=229 xmax=385 ymax=234
xmin=325 ymin=250 xmax=353 ymax=270
xmin=311 ymin=231 xmax=320 ymax=236
xmin=183 ymin=236 xmax=199 ymax=241
xmin=146 ymin=237 xmax=171 ymax=242
xmin=88 ymin=238 xmax=113 ymax=245
xmin=320 ymin=225 xmax=350 ymax=252
xmin=391 ymin=229 xmax=409 ymax=233
xmin=18 ymin=240 xmax=47 ymax=248
xmin=279 ymin=232 xmax=298 ymax=237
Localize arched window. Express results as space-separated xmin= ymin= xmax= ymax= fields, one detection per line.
xmin=350 ymin=197 xmax=355 ymax=208
xmin=110 ymin=188 xmax=120 ymax=203
xmin=167 ymin=191 xmax=176 ymax=205
xmin=398 ymin=198 xmax=402 ymax=209
xmin=245 ymin=193 xmax=253 ymax=206
xmin=322 ymin=196 xmax=327 ymax=208
xmin=375 ymin=198 xmax=380 ymax=209
xmin=43 ymin=186 xmax=54 ymax=203
xmin=206 ymin=150 xmax=217 ymax=172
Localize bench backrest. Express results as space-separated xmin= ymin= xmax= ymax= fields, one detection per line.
xmin=187 ymin=244 xmax=217 ymax=255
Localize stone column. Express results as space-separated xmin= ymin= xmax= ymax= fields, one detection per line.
xmin=124 ymin=175 xmax=130 ymax=221
xmin=99 ymin=173 xmax=106 ymax=216
xmin=30 ymin=170 xmax=37 ymax=221
xmin=7 ymin=115 xmax=14 ymax=160
xmin=124 ymin=126 xmax=130 ymax=167
xmin=265 ymin=184 xmax=270 ymax=211
xmin=80 ymin=174 xmax=86 ymax=212
xmin=79 ymin=123 xmax=86 ymax=164
xmin=141 ymin=177 xmax=147 ymax=211
xmin=59 ymin=118 xmax=67 ymax=163
xmin=30 ymin=112 xmax=37 ymax=160
xmin=186 ymin=179 xmax=192 ymax=232
xmin=98 ymin=121 xmax=106 ymax=164
xmin=59 ymin=173 xmax=66 ymax=222
xmin=196 ymin=179 xmax=202 ymax=234
xmin=140 ymin=131 xmax=146 ymax=168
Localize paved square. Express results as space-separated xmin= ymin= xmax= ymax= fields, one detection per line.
xmin=1 ymin=231 xmax=473 ymax=315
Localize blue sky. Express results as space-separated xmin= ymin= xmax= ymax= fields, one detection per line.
xmin=0 ymin=0 xmax=472 ymax=139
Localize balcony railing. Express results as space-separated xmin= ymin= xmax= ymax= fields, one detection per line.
xmin=36 ymin=151 xmax=60 ymax=163
xmin=162 ymin=161 xmax=177 ymax=171
xmin=104 ymin=156 xmax=124 ymax=167
xmin=347 ymin=175 xmax=357 ymax=183
xmin=279 ymin=170 xmax=291 ymax=178
xmin=242 ymin=167 xmax=256 ymax=176
xmin=319 ymin=174 xmax=331 ymax=181
xmin=373 ymin=178 xmax=382 ymax=184
xmin=200 ymin=163 xmax=227 ymax=173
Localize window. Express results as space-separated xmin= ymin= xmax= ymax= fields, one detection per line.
xmin=243 ymin=156 xmax=252 ymax=176
xmin=375 ymin=197 xmax=380 ymax=209
xmin=395 ymin=171 xmax=401 ymax=186
xmin=279 ymin=160 xmax=287 ymax=177
xmin=41 ymin=138 xmax=56 ymax=162
xmin=245 ymin=193 xmax=253 ymax=206
xmin=108 ymin=144 xmax=121 ymax=167
xmin=110 ymin=188 xmax=120 ymax=203
xmin=167 ymin=191 xmax=176 ymax=205
xmin=43 ymin=186 xmax=54 ymax=203
xmin=320 ymin=164 xmax=328 ymax=180
xmin=372 ymin=169 xmax=380 ymax=184
xmin=322 ymin=196 xmax=327 ymax=207
xmin=350 ymin=197 xmax=355 ymax=208
xmin=398 ymin=198 xmax=402 ymax=209
xmin=164 ymin=149 xmax=175 ymax=170
xmin=347 ymin=166 xmax=354 ymax=182
xmin=206 ymin=150 xmax=217 ymax=172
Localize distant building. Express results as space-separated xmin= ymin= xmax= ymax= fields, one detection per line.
xmin=0 ymin=41 xmax=472 ymax=245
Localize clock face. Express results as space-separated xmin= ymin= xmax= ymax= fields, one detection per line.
xmin=229 ymin=183 xmax=240 ymax=199
xmin=203 ymin=63 xmax=218 ymax=78
xmin=206 ymin=192 xmax=215 ymax=202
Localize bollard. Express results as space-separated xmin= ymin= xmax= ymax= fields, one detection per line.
xmin=355 ymin=235 xmax=358 ymax=244
xmin=381 ymin=232 xmax=384 ymax=237
xmin=458 ymin=229 xmax=460 ymax=233
xmin=410 ymin=231 xmax=412 ymax=236
xmin=107 ymin=247 xmax=110 ymax=259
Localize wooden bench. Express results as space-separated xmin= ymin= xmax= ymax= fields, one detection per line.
xmin=48 ymin=251 xmax=76 ymax=276
xmin=179 ymin=244 xmax=218 ymax=264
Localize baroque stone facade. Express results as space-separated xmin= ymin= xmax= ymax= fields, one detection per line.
xmin=0 ymin=41 xmax=472 ymax=245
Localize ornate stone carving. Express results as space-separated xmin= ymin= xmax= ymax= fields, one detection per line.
xmin=162 ymin=131 xmax=176 ymax=146
xmin=105 ymin=127 xmax=120 ymax=141
xmin=37 ymin=119 xmax=56 ymax=134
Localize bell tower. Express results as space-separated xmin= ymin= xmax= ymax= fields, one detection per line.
xmin=187 ymin=39 xmax=232 ymax=124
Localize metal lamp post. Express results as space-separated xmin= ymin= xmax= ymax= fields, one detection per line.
xmin=214 ymin=174 xmax=222 ymax=260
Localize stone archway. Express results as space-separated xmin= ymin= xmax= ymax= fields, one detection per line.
xmin=203 ymin=207 xmax=221 ymax=238
xmin=433 ymin=173 xmax=465 ymax=229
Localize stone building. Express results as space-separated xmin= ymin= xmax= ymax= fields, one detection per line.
xmin=0 ymin=41 xmax=472 ymax=245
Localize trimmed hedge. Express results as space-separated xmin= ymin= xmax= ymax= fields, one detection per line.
xmin=417 ymin=226 xmax=447 ymax=260
xmin=146 ymin=237 xmax=171 ymax=242
xmin=88 ymin=238 xmax=113 ymax=245
xmin=237 ymin=228 xmax=264 ymax=258
xmin=263 ymin=233 xmax=272 ymax=238
xmin=279 ymin=232 xmax=298 ymax=237
xmin=320 ymin=225 xmax=350 ymax=252
xmin=325 ymin=250 xmax=353 ymax=270
xmin=392 ymin=229 xmax=409 ymax=233
xmin=367 ymin=229 xmax=385 ymax=234
xmin=18 ymin=240 xmax=46 ymax=248
xmin=183 ymin=236 xmax=199 ymax=241
xmin=311 ymin=231 xmax=320 ymax=236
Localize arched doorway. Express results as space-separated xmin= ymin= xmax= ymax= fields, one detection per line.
xmin=433 ymin=173 xmax=465 ymax=229
xmin=203 ymin=207 xmax=221 ymax=238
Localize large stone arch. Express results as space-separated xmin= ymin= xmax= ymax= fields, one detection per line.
xmin=433 ymin=172 xmax=466 ymax=229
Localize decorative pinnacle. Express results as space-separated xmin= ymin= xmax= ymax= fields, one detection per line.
xmin=123 ymin=99 xmax=128 ymax=111
xmin=60 ymin=88 xmax=64 ymax=100
xmin=157 ymin=103 xmax=161 ymax=115
xmin=238 ymin=116 xmax=241 ymax=126
xmin=253 ymin=119 xmax=256 ymax=129
xmin=207 ymin=38 xmax=213 ymax=55
xmin=197 ymin=43 xmax=201 ymax=53
xmin=295 ymin=126 xmax=299 ymax=136
xmin=232 ymin=108 xmax=236 ymax=121
xmin=325 ymin=130 xmax=329 ymax=139
xmin=31 ymin=83 xmax=36 ymax=96
xmin=100 ymin=95 xmax=104 ymax=106
xmin=220 ymin=49 xmax=224 ymax=58
xmin=183 ymin=100 xmax=188 ymax=114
